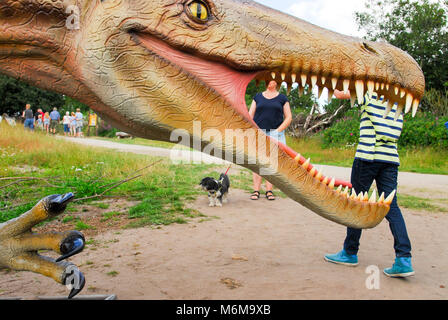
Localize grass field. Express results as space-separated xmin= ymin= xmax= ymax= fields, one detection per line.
xmin=0 ymin=124 xmax=223 ymax=226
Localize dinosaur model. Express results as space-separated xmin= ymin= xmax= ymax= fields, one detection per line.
xmin=0 ymin=0 xmax=425 ymax=298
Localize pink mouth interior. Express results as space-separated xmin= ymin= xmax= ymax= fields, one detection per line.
xmin=137 ymin=33 xmax=258 ymax=126
xmin=136 ymin=33 xmax=352 ymax=188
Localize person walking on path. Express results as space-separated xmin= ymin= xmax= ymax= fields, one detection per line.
xmin=49 ymin=107 xmax=61 ymax=134
xmin=75 ymin=108 xmax=84 ymax=138
xmin=324 ymin=89 xmax=414 ymax=278
xmin=69 ymin=112 xmax=77 ymax=137
xmin=62 ymin=111 xmax=71 ymax=136
xmin=22 ymin=104 xmax=34 ymax=131
xmin=248 ymin=80 xmax=292 ymax=201
xmin=43 ymin=112 xmax=51 ymax=134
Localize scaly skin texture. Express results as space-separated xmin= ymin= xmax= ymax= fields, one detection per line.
xmin=0 ymin=0 xmax=425 ymax=294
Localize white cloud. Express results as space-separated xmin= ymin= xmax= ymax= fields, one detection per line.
xmin=287 ymin=0 xmax=367 ymax=38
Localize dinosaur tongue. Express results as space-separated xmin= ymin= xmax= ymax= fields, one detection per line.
xmin=136 ymin=33 xmax=258 ymax=126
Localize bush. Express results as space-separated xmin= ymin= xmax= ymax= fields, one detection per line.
xmin=321 ymin=112 xmax=361 ymax=148
xmin=400 ymin=114 xmax=448 ymax=148
xmin=321 ymin=112 xmax=448 ymax=149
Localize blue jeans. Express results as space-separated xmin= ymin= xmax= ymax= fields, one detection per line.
xmin=343 ymin=159 xmax=412 ymax=258
xmin=264 ymin=129 xmax=287 ymax=145
xmin=24 ymin=118 xmax=34 ymax=130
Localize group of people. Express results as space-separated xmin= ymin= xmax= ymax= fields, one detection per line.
xmin=22 ymin=104 xmax=84 ymax=137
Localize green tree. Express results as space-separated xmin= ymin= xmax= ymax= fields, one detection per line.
xmin=355 ymin=0 xmax=448 ymax=91
xmin=0 ymin=74 xmax=64 ymax=115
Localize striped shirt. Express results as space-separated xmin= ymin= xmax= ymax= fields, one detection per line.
xmin=355 ymin=93 xmax=403 ymax=165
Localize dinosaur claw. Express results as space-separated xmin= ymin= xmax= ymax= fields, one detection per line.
xmin=56 ymin=231 xmax=85 ymax=262
xmin=63 ymin=266 xmax=86 ymax=299
xmin=47 ymin=193 xmax=75 ymax=215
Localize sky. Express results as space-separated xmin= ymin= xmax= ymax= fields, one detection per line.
xmin=254 ymin=0 xmax=367 ymax=38
xmin=252 ymin=0 xmax=369 ymax=105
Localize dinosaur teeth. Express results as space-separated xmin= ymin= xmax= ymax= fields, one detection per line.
xmin=331 ymin=78 xmax=338 ymax=90
xmin=342 ymin=186 xmax=349 ymax=196
xmin=336 ymin=185 xmax=343 ymax=193
xmin=343 ymin=79 xmax=350 ymax=93
xmin=309 ymin=167 xmax=317 ymax=177
xmin=369 ymin=189 xmax=377 ymax=203
xmin=301 ymin=74 xmax=307 ymax=87
xmin=395 ymin=104 xmax=403 ymax=122
xmin=400 ymin=88 xmax=406 ymax=98
xmin=315 ymin=169 xmax=323 ymax=180
xmin=383 ymin=100 xmax=393 ymax=118
xmin=362 ymin=192 xmax=369 ymax=202
xmin=384 ymin=190 xmax=396 ymax=205
xmin=355 ymin=80 xmax=365 ymax=104
xmin=412 ymin=99 xmax=419 ymax=117
xmin=262 ymin=71 xmax=420 ymax=121
xmin=302 ymin=158 xmax=310 ymax=170
xmin=291 ymin=73 xmax=296 ymax=83
xmin=405 ymin=93 xmax=413 ymax=114
xmin=378 ymin=192 xmax=385 ymax=203
xmin=329 ymin=178 xmax=335 ymax=189
xmin=311 ymin=75 xmax=317 ymax=89
xmin=350 ymin=189 xmax=357 ymax=199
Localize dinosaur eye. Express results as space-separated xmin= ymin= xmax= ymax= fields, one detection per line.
xmin=187 ymin=1 xmax=210 ymax=22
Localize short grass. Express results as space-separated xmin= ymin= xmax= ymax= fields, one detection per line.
xmin=0 ymin=124 xmax=219 ymax=226
xmin=398 ymin=194 xmax=447 ymax=213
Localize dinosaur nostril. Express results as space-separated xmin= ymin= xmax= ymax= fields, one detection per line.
xmin=362 ymin=42 xmax=378 ymax=54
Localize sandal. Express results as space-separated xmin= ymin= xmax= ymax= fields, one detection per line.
xmin=266 ymin=191 xmax=276 ymax=201
xmin=250 ymin=191 xmax=260 ymax=200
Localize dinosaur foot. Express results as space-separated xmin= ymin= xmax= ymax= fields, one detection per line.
xmin=0 ymin=193 xmax=86 ymax=299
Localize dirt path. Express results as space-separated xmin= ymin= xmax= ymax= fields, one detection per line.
xmin=1 ymin=139 xmax=447 ymax=300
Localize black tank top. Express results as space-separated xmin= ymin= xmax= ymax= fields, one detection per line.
xmin=24 ymin=109 xmax=34 ymax=119
xmin=253 ymin=93 xmax=288 ymax=130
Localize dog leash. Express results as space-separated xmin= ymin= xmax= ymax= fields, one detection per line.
xmin=218 ymin=165 xmax=232 ymax=184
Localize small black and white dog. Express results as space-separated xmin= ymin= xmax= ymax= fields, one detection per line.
xmin=199 ymin=173 xmax=230 ymax=207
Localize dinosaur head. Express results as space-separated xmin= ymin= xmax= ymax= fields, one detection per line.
xmin=0 ymin=0 xmax=425 ymax=228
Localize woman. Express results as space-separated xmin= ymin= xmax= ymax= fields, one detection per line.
xmin=248 ymin=80 xmax=292 ymax=201
xmin=62 ymin=111 xmax=71 ymax=136
xmin=43 ymin=112 xmax=50 ymax=134
xmin=69 ymin=112 xmax=77 ymax=137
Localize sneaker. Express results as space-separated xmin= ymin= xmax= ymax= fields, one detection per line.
xmin=324 ymin=249 xmax=358 ymax=266
xmin=383 ymin=257 xmax=415 ymax=278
